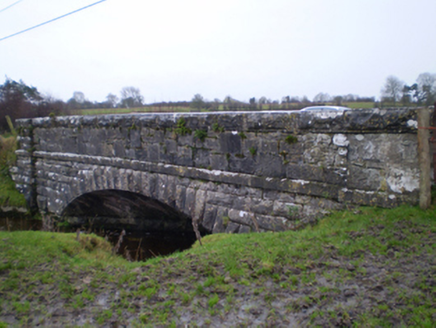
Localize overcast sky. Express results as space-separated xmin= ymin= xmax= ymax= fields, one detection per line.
xmin=1 ymin=0 xmax=435 ymax=103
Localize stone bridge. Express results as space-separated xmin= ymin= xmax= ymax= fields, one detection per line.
xmin=12 ymin=109 xmax=421 ymax=234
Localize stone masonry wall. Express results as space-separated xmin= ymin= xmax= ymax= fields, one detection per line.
xmin=12 ymin=108 xmax=420 ymax=233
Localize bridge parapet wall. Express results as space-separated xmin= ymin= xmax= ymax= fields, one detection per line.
xmin=12 ymin=109 xmax=420 ymax=233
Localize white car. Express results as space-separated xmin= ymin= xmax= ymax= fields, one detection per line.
xmin=300 ymin=106 xmax=350 ymax=112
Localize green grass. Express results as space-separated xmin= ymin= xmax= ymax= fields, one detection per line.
xmin=0 ymin=133 xmax=27 ymax=208
xmin=0 ymin=203 xmax=435 ymax=326
xmin=0 ymin=173 xmax=26 ymax=208
xmin=343 ymin=102 xmax=375 ymax=109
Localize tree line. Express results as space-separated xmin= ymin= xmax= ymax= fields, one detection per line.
xmin=381 ymin=72 xmax=436 ymax=107
xmin=188 ymin=93 xmax=376 ymax=111
xmin=1 ymin=72 xmax=434 ymax=132
xmin=0 ymin=81 xmax=146 ymax=131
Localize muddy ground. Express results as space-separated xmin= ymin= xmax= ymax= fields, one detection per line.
xmin=1 ymin=219 xmax=435 ymax=327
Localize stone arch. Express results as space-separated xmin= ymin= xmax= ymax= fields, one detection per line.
xmin=60 ymin=189 xmax=193 ymax=232
xmin=43 ymin=164 xmax=196 ymax=233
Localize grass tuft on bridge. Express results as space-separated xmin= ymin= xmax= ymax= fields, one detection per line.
xmin=1 ymin=201 xmax=435 ymax=326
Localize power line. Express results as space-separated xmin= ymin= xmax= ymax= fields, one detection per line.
xmin=0 ymin=0 xmax=107 ymax=42
xmin=0 ymin=0 xmax=25 ymax=14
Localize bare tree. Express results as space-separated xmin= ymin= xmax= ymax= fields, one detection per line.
xmin=258 ymin=96 xmax=267 ymax=105
xmin=67 ymin=91 xmax=94 ymax=109
xmin=106 ymin=93 xmax=119 ymax=108
xmin=73 ymin=91 xmax=85 ymax=104
xmin=120 ymin=87 xmax=143 ymax=108
xmin=416 ymin=72 xmax=436 ymax=106
xmin=381 ymin=76 xmax=404 ymax=104
xmin=313 ymin=92 xmax=331 ymax=103
xmin=301 ymin=96 xmax=310 ymax=105
xmin=344 ymin=94 xmax=357 ymax=102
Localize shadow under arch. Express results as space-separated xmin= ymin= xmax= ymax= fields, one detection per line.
xmin=61 ymin=189 xmax=194 ymax=233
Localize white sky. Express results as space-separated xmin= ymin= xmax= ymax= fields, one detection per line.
xmin=1 ymin=0 xmax=435 ymax=103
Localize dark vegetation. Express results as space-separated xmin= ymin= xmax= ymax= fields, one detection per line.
xmin=0 ymin=79 xmax=65 ymax=133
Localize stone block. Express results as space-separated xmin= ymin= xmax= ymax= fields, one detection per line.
xmin=212 ymin=215 xmax=225 ymax=233
xmin=206 ymin=191 xmax=234 ymax=207
xmin=125 ymin=149 xmax=136 ymax=159
xmin=204 ymin=137 xmax=219 ymax=149
xmin=163 ymin=175 xmax=177 ymax=207
xmin=348 ymin=134 xmax=418 ymax=168
xmin=225 ymin=221 xmax=240 ymax=233
xmin=228 ymin=209 xmax=251 ymax=226
xmin=254 ymin=154 xmax=285 ymax=178
xmin=214 ymin=114 xmax=244 ymax=131
xmin=114 ymin=168 xmax=123 ymax=190
xmin=216 ymin=184 xmax=262 ymax=198
xmin=177 ymin=134 xmax=194 ymax=146
xmin=303 ymin=146 xmax=336 ymax=166
xmin=263 ymin=190 xmax=296 ymax=203
xmin=129 ymin=130 xmax=141 ymax=149
xmin=184 ymin=187 xmax=196 ymax=217
xmin=347 ymin=166 xmax=382 ymax=191
xmin=202 ymin=203 xmax=218 ymax=232
xmin=228 ymin=155 xmax=255 ymax=174
xmin=238 ymin=225 xmax=252 ymax=233
xmin=249 ymin=198 xmax=274 ymax=215
xmin=147 ymin=144 xmax=160 ymax=162
xmin=385 ymin=166 xmax=419 ymax=194
xmin=279 ymin=137 xmax=304 ymax=155
xmin=219 ymin=133 xmax=242 ymax=153
xmin=147 ymin=173 xmax=158 ymax=198
xmin=175 ymin=147 xmax=193 ymax=166
xmin=230 ymin=196 xmax=249 ymax=211
xmin=165 ymin=139 xmax=178 ymax=154
xmin=175 ymin=185 xmax=186 ymax=212
xmin=193 ymin=148 xmax=210 ymax=168
xmin=210 ymin=154 xmax=228 ymax=171
xmin=113 ymin=141 xmax=126 ymax=158
xmin=273 ymin=201 xmax=301 ymax=218
xmin=193 ymin=189 xmax=207 ymax=221
xmin=259 ymin=136 xmax=280 ymax=154
xmin=286 ymin=164 xmax=346 ymax=186
xmin=256 ymin=214 xmax=286 ymax=231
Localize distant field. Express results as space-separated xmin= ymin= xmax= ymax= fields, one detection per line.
xmin=70 ymin=106 xmax=192 ymax=116
xmin=331 ymin=102 xmax=418 ymax=109
xmin=343 ymin=102 xmax=375 ymax=109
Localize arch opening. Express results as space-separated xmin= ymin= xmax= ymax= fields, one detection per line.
xmin=61 ymin=189 xmax=194 ymax=233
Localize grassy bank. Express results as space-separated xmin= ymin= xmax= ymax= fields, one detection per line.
xmin=1 ymin=204 xmax=435 ymax=327
xmin=0 ymin=132 xmax=27 ymax=209
xmin=0 ymin=172 xmax=26 ymax=209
